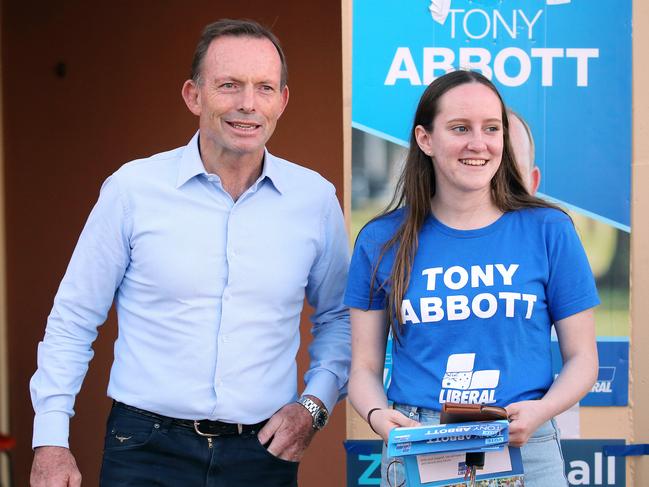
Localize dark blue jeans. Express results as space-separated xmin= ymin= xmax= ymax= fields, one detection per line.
xmin=99 ymin=402 xmax=299 ymax=486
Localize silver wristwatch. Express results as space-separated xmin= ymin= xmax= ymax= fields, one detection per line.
xmin=296 ymin=396 xmax=329 ymax=430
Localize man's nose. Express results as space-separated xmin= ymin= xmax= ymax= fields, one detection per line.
xmin=238 ymin=85 xmax=255 ymax=112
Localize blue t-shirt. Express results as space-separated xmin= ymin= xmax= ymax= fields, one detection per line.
xmin=345 ymin=207 xmax=599 ymax=410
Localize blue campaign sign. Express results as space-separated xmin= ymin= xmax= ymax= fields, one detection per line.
xmin=346 ymin=439 xmax=626 ymax=486
xmin=383 ymin=333 xmax=393 ymax=391
xmin=345 ymin=440 xmax=382 ymax=485
xmin=353 ymin=0 xmax=631 ymax=230
xmin=562 ymin=439 xmax=626 ymax=487
xmin=551 ymin=339 xmax=629 ymax=406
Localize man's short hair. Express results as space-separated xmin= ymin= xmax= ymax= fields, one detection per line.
xmin=190 ymin=19 xmax=288 ymax=88
xmin=508 ymin=109 xmax=536 ymax=169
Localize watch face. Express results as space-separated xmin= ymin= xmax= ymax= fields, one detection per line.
xmin=314 ymin=410 xmax=329 ymax=429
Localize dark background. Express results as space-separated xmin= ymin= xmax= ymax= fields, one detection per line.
xmin=2 ymin=1 xmax=346 ymax=485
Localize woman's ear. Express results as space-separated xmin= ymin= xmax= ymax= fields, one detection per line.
xmin=414 ymin=125 xmax=433 ymax=157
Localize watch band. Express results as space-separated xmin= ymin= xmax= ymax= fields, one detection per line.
xmin=296 ymin=396 xmax=329 ymax=430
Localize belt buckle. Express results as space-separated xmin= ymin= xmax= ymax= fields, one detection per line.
xmin=193 ymin=420 xmax=243 ymax=437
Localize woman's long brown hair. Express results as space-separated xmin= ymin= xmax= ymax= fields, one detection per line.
xmin=369 ymin=70 xmax=564 ymax=339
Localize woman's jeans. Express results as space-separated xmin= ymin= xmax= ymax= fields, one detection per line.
xmin=381 ymin=403 xmax=568 ymax=487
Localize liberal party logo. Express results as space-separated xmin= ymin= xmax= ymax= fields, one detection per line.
xmin=429 ymin=0 xmax=572 ymax=25
xmin=554 ymin=366 xmax=615 ymax=394
xmin=591 ymin=366 xmax=615 ymax=393
xmin=439 ymin=353 xmax=500 ymax=404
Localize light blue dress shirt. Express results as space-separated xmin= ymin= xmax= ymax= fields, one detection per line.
xmin=30 ymin=132 xmax=351 ymax=448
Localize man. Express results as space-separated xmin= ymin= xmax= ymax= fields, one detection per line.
xmin=508 ymin=110 xmax=541 ymax=194
xmin=30 ymin=19 xmax=350 ymax=486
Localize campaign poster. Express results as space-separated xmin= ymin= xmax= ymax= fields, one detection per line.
xmin=561 ymin=439 xmax=627 ymax=487
xmin=552 ymin=339 xmax=628 ymax=406
xmin=351 ymin=0 xmax=631 ymax=406
xmin=345 ymin=439 xmax=626 ymax=486
xmin=345 ymin=440 xmax=382 ymax=485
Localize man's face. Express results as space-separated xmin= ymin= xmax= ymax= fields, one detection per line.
xmin=183 ymin=35 xmax=289 ymax=162
xmin=509 ymin=114 xmax=540 ymax=194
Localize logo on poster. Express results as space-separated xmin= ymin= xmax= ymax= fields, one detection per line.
xmin=429 ymin=0 xmax=572 ymax=25
xmin=386 ymin=0 xmax=597 ymax=87
xmin=591 ymin=366 xmax=615 ymax=393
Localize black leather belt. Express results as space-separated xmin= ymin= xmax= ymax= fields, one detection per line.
xmin=114 ymin=401 xmax=267 ymax=437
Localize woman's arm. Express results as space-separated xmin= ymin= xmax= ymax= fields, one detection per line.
xmin=506 ymin=308 xmax=598 ymax=446
xmin=348 ymin=308 xmax=418 ymax=442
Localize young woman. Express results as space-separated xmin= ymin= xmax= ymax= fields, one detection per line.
xmin=345 ymin=70 xmax=598 ymax=487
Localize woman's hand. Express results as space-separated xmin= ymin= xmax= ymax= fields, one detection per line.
xmin=369 ymin=408 xmax=420 ymax=443
xmin=505 ymin=309 xmax=597 ymax=448
xmin=505 ymin=400 xmax=551 ymax=447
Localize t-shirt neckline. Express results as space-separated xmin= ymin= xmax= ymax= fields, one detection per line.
xmin=427 ymin=210 xmax=513 ymax=238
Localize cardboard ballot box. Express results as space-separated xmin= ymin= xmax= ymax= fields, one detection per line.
xmin=387 ymin=420 xmax=524 ymax=486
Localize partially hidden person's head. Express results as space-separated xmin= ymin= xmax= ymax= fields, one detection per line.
xmin=181 ymin=19 xmax=289 ymax=162
xmin=508 ymin=110 xmax=541 ymax=194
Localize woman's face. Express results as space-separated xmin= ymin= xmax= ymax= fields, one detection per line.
xmin=415 ymin=82 xmax=504 ymax=199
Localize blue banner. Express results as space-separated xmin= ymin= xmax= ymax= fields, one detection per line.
xmin=562 ymin=439 xmax=626 ymax=486
xmin=384 ymin=333 xmax=393 ymax=391
xmin=352 ymin=0 xmax=631 ymax=230
xmin=346 ymin=438 xmax=626 ymax=486
xmin=345 ymin=440 xmax=382 ymax=485
xmin=551 ymin=339 xmax=629 ymax=406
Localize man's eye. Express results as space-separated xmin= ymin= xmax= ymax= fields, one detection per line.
xmin=260 ymin=85 xmax=274 ymax=92
xmin=221 ymin=83 xmax=235 ymax=89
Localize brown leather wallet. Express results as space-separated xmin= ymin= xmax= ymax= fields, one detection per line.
xmin=440 ymin=403 xmax=508 ymax=424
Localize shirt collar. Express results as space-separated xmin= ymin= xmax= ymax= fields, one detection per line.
xmin=175 ymin=131 xmax=207 ymax=188
xmin=176 ymin=131 xmax=285 ymax=194
xmin=259 ymin=149 xmax=284 ymax=194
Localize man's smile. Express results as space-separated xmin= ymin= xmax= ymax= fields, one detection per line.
xmin=226 ymin=120 xmax=261 ymax=131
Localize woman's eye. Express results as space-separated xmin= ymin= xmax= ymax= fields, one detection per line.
xmin=452 ymin=126 xmax=468 ymax=133
xmin=485 ymin=126 xmax=501 ymax=133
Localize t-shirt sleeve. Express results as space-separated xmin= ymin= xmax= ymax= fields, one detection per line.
xmin=344 ymin=224 xmax=387 ymax=310
xmin=545 ymin=213 xmax=600 ymax=322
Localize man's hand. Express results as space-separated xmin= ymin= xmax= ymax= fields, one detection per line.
xmin=31 ymin=446 xmax=82 ymax=487
xmin=257 ymin=400 xmax=318 ymax=462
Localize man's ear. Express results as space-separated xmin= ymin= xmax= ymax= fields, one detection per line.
xmin=182 ymin=79 xmax=201 ymax=116
xmin=530 ymin=166 xmax=541 ymax=194
xmin=277 ymin=85 xmax=290 ymax=118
